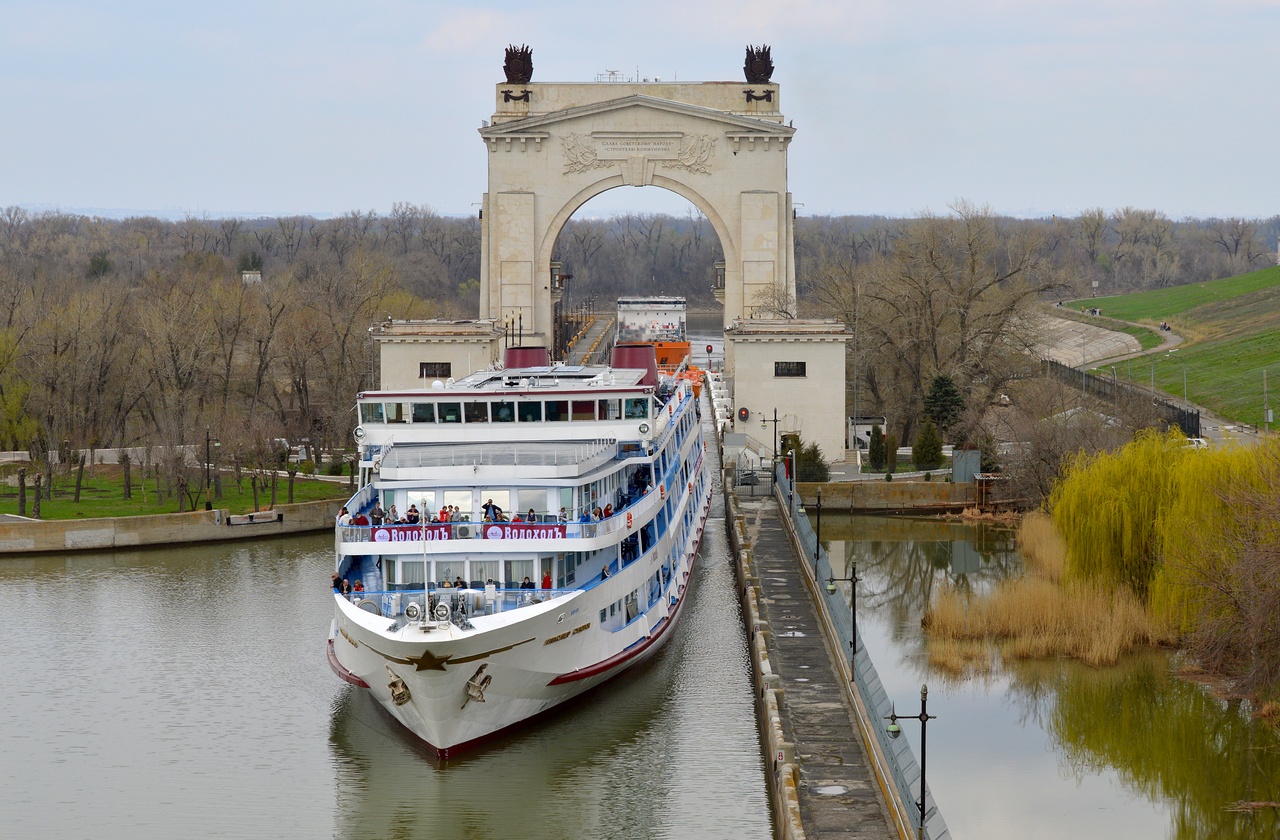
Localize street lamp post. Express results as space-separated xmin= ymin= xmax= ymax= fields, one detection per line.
xmin=826 ymin=560 xmax=861 ymax=657
xmin=761 ymin=408 xmax=779 ymax=486
xmin=204 ymin=427 xmax=213 ymax=511
xmin=814 ymin=486 xmax=822 ymax=570
xmin=886 ymin=684 xmax=938 ymax=840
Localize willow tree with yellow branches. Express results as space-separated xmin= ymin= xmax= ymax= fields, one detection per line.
xmin=1049 ymin=430 xmax=1280 ymax=700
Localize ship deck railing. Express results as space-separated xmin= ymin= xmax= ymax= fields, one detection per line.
xmin=341 ymin=585 xmax=577 ymax=622
xmin=338 ymin=485 xmax=664 ymax=545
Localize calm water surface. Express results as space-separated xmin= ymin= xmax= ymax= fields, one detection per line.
xmin=826 ymin=515 xmax=1280 ymax=840
xmin=2 ymin=482 xmax=770 ymax=838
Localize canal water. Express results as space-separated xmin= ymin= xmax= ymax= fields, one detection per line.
xmin=1 ymin=480 xmax=771 ymax=838
xmin=827 ymin=514 xmax=1280 ymax=840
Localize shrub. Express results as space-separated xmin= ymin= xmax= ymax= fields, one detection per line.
xmin=886 ymin=434 xmax=898 ymax=470
xmin=913 ymin=419 xmax=944 ymax=470
xmin=298 ymin=460 xmax=316 ymax=476
xmin=884 ymin=472 xmax=893 ymax=482
xmin=868 ymin=424 xmax=887 ymax=471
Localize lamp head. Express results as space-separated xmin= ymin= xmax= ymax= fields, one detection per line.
xmin=826 ymin=581 xmax=837 ymax=595
xmin=887 ymin=722 xmax=902 ymax=740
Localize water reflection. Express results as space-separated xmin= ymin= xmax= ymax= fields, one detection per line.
xmin=828 ymin=513 xmax=1280 ymax=840
xmin=1 ymin=514 xmax=768 ymax=838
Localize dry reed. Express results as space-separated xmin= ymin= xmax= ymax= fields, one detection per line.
xmin=924 ymin=512 xmax=1173 ymax=674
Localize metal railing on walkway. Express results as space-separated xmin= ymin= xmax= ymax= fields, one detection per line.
xmin=776 ymin=462 xmax=952 ymax=840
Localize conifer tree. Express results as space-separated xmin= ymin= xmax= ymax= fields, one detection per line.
xmin=868 ymin=424 xmax=887 ymax=471
xmin=912 ymin=419 xmax=944 ymax=470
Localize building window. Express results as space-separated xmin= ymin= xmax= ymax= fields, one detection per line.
xmin=774 ymin=361 xmax=807 ymax=378
xmin=420 ymin=362 xmax=451 ymax=379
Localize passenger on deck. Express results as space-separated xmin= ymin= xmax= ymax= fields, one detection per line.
xmin=340 ymin=579 xmax=352 ymax=596
xmin=331 ymin=572 xmax=341 ymax=591
xmin=337 ymin=506 xmax=351 ymax=525
xmin=388 ymin=505 xmax=399 ymax=523
xmin=602 ymin=503 xmax=613 ymax=519
xmin=351 ymin=511 xmax=369 ymax=526
xmin=558 ymin=507 xmax=568 ymax=522
xmin=406 ymin=506 xmax=420 ymax=524
xmin=370 ymin=502 xmax=385 ymax=525
xmin=527 ymin=508 xmax=537 ymax=522
xmin=453 ymin=576 xmax=466 ymax=589
xmin=600 ymin=564 xmax=610 ymax=580
xmin=439 ymin=578 xmax=453 ymax=588
xmin=541 ymin=571 xmax=552 ymax=589
xmin=352 ymin=579 xmax=364 ymax=593
xmin=592 ymin=507 xmax=603 ymax=521
xmin=520 ymin=576 xmax=535 ymax=589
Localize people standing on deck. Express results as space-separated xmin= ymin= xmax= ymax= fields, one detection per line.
xmin=406 ymin=506 xmax=420 ymax=524
xmin=541 ymin=570 xmax=552 ymax=589
xmin=351 ymin=510 xmax=369 ymax=526
xmin=482 ymin=498 xmax=501 ymax=521
xmin=388 ymin=505 xmax=399 ymax=523
xmin=337 ymin=506 xmax=351 ymax=525
xmin=340 ymin=579 xmax=352 ymax=596
xmin=352 ymin=579 xmax=364 ymax=594
xmin=331 ymin=572 xmax=342 ymax=592
xmin=558 ymin=507 xmax=568 ymax=523
xmin=370 ymin=501 xmax=385 ymax=525
xmin=453 ymin=576 xmax=466 ymax=589
xmin=527 ymin=508 xmax=537 ymax=522
xmin=602 ymin=503 xmax=613 ymax=519
xmin=520 ymin=576 xmax=535 ymax=590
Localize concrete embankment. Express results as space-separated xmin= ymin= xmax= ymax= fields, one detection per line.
xmin=724 ymin=472 xmax=902 ymax=840
xmin=797 ymin=480 xmax=977 ymax=514
xmin=0 ymin=499 xmax=339 ymax=555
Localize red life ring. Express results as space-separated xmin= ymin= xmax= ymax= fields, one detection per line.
xmin=626 ymin=512 xmax=633 ymax=529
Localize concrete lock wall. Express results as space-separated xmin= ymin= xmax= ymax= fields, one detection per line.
xmin=0 ymin=499 xmax=340 ymax=555
xmin=796 ymin=481 xmax=976 ymax=513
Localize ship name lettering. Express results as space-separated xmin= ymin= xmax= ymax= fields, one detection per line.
xmin=570 ymin=623 xmax=591 ymax=635
xmin=543 ymin=631 xmax=571 ymax=645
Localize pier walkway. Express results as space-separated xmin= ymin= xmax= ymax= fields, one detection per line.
xmin=735 ymin=488 xmax=898 ymax=840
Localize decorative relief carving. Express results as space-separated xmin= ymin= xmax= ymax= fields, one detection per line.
xmin=561 ymin=132 xmax=716 ymax=174
xmin=663 ymin=134 xmax=716 ymax=173
xmin=561 ymin=133 xmax=611 ymax=173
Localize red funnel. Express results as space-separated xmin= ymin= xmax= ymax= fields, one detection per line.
xmin=611 ymin=343 xmax=659 ymax=387
xmin=503 ymin=346 xmax=552 ymax=369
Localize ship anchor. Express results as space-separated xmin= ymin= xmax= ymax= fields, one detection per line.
xmin=386 ymin=665 xmax=411 ymax=706
xmin=462 ymin=664 xmax=492 ymax=709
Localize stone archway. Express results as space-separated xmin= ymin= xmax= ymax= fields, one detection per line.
xmin=477 ymin=82 xmax=796 ymax=346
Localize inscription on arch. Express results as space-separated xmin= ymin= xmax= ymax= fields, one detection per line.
xmin=561 ymin=132 xmax=716 ymax=175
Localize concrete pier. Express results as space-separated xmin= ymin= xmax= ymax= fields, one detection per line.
xmin=730 ymin=486 xmax=900 ymax=839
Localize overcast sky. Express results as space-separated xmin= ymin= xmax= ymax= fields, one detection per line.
xmin=3 ymin=0 xmax=1277 ymax=221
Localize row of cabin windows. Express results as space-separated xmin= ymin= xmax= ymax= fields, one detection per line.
xmin=360 ymin=397 xmax=651 ymax=426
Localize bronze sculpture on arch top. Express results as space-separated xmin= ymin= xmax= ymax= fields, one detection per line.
xmin=744 ymin=45 xmax=774 ymax=83
xmin=504 ymin=44 xmax=533 ymax=84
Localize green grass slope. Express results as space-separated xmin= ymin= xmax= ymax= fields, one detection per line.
xmin=1067 ymin=265 xmax=1280 ymax=323
xmin=1083 ymin=265 xmax=1280 ymax=426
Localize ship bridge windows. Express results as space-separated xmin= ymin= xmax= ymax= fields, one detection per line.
xmin=571 ymin=400 xmax=594 ymax=421
xmin=597 ymin=398 xmax=621 ymax=420
xmin=624 ymin=397 xmax=649 ymax=419
xmin=545 ymin=400 xmax=569 ymax=422
xmin=412 ymin=402 xmax=435 ymax=423
xmin=360 ymin=402 xmax=385 ymax=424
xmin=518 ymin=401 xmax=543 ymax=422
xmin=493 ymin=400 xmax=515 ymax=422
xmin=464 ymin=401 xmax=489 ymax=423
xmin=385 ymin=402 xmax=409 ymax=423
xmin=438 ymin=402 xmax=462 ymax=423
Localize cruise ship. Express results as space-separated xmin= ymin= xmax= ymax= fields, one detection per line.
xmin=327 ymin=343 xmax=712 ymax=756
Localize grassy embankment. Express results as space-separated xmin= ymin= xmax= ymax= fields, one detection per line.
xmin=1067 ymin=265 xmax=1280 ymax=426
xmin=0 ymin=464 xmax=349 ymax=520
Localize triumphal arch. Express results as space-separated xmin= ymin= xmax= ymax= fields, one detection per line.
xmin=470 ymin=47 xmax=849 ymax=461
xmin=477 ymin=47 xmax=797 ymax=339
